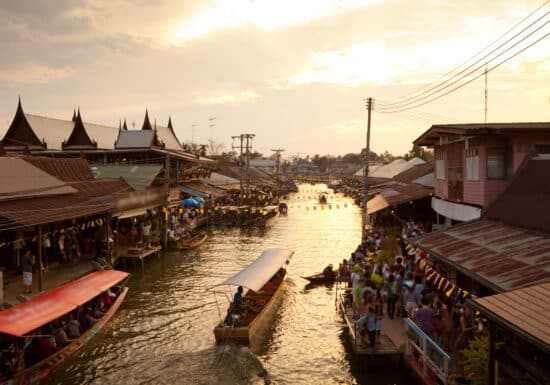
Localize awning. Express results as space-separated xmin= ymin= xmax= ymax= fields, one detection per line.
xmin=431 ymin=197 xmax=481 ymax=222
xmin=178 ymin=184 xmax=210 ymax=198
xmin=367 ymin=194 xmax=390 ymax=215
xmin=114 ymin=204 xmax=159 ymax=219
xmin=213 ymin=248 xmax=293 ymax=292
xmin=0 ymin=270 xmax=129 ymax=336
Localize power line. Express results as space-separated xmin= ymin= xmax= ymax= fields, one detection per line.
xmin=376 ymin=16 xmax=549 ymax=111
xmin=377 ymin=32 xmax=549 ymax=113
xmin=381 ymin=1 xmax=549 ymax=106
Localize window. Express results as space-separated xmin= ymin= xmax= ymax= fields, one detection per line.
xmin=487 ymin=147 xmax=505 ymax=179
xmin=435 ymin=152 xmax=445 ymax=180
xmin=535 ymin=144 xmax=550 ymax=154
xmin=466 ymin=148 xmax=479 ymax=181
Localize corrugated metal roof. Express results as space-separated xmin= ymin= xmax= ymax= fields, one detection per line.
xmin=414 ymin=122 xmax=550 ymax=146
xmin=394 ymin=162 xmax=434 ymax=184
xmin=115 ymin=130 xmax=155 ymax=149
xmin=414 ymin=220 xmax=550 ymax=292
xmin=0 ymin=178 xmax=132 ymax=229
xmin=208 ymin=172 xmax=240 ymax=186
xmin=92 ymin=164 xmax=162 ymax=191
xmin=483 ymin=156 xmax=550 ymax=233
xmin=25 ymin=114 xmax=74 ymax=150
xmin=21 ymin=156 xmax=94 ymax=181
xmin=0 ymin=157 xmax=76 ymax=200
xmin=370 ymin=158 xmax=426 ymax=179
xmin=473 ymin=282 xmax=550 ymax=352
xmin=367 ymin=183 xmax=433 ymax=215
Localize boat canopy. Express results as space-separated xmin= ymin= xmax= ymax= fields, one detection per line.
xmin=0 ymin=270 xmax=129 ymax=337
xmin=213 ymin=248 xmax=293 ymax=292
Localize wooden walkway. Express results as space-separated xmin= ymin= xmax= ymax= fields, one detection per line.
xmin=337 ymin=289 xmax=401 ymax=363
xmin=118 ymin=246 xmax=161 ymax=267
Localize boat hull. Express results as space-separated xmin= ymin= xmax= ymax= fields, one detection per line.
xmin=180 ymin=233 xmax=207 ymax=249
xmin=214 ymin=280 xmax=286 ymax=347
xmin=2 ymin=287 xmax=129 ymax=385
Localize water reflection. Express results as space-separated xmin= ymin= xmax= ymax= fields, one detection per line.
xmin=44 ymin=184 xmax=413 ymax=385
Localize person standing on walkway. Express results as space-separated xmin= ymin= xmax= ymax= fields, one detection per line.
xmin=21 ymin=249 xmax=34 ymax=294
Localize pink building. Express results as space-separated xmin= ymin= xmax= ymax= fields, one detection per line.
xmin=414 ymin=122 xmax=550 ymax=224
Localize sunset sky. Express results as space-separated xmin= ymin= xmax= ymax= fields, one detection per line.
xmin=0 ymin=0 xmax=548 ymax=158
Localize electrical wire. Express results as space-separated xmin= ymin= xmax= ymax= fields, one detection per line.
xmin=377 ymin=32 xmax=549 ymax=113
xmin=381 ymin=1 xmax=549 ymax=106
xmin=376 ymin=16 xmax=549 ymax=110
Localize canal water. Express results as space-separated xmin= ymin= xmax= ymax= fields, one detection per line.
xmin=44 ymin=184 xmax=414 ymax=385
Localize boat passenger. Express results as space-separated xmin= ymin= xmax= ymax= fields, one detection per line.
xmin=66 ymin=313 xmax=81 ymax=339
xmin=24 ymin=338 xmax=43 ymax=366
xmin=233 ymin=286 xmax=244 ymax=308
xmin=54 ymin=321 xmax=71 ymax=347
xmin=322 ymin=264 xmax=335 ymax=279
xmin=80 ymin=307 xmax=97 ymax=331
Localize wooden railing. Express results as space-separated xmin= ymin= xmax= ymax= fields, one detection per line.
xmin=404 ymin=317 xmax=451 ymax=385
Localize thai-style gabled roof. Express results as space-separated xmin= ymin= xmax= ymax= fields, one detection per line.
xmin=24 ymin=114 xmax=74 ymax=150
xmin=63 ymin=110 xmax=96 ymax=149
xmin=122 ymin=118 xmax=128 ymax=131
xmin=82 ymin=120 xmax=119 ymax=150
xmin=155 ymin=124 xmax=183 ymax=150
xmin=142 ymin=109 xmax=153 ymax=130
xmin=1 ymin=99 xmax=45 ymax=149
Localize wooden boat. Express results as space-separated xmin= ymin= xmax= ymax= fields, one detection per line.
xmin=319 ymin=194 xmax=328 ymax=204
xmin=278 ymin=202 xmax=288 ymax=215
xmin=213 ymin=248 xmax=293 ymax=347
xmin=0 ymin=270 xmax=130 ymax=385
xmin=301 ymin=272 xmax=336 ymax=284
xmin=180 ymin=232 xmax=208 ymax=249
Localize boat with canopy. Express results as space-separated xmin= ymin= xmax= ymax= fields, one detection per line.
xmin=0 ymin=270 xmax=130 ymax=385
xmin=212 ymin=248 xmax=293 ymax=347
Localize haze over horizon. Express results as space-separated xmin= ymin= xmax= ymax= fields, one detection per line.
xmin=0 ymin=0 xmax=548 ymax=158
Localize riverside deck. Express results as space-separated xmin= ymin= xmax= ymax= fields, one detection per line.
xmin=337 ymin=288 xmax=401 ymax=363
xmin=118 ymin=246 xmax=161 ymax=267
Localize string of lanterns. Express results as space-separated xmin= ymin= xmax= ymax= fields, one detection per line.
xmin=0 ymin=218 xmax=106 ymax=249
xmin=404 ymin=242 xmax=472 ymax=302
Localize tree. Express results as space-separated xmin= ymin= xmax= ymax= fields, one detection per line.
xmin=461 ymin=334 xmax=493 ymax=385
xmin=404 ymin=144 xmax=433 ymax=162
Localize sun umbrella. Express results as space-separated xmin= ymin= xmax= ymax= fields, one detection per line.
xmin=182 ymin=198 xmax=200 ymax=207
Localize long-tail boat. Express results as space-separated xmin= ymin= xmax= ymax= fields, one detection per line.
xmin=180 ymin=232 xmax=208 ymax=249
xmin=0 ymin=270 xmax=130 ymax=385
xmin=212 ymin=248 xmax=293 ymax=347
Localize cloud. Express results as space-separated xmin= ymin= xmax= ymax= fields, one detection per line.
xmin=193 ymin=90 xmax=261 ymax=105
xmin=0 ymin=63 xmax=74 ymax=86
xmin=171 ymin=0 xmax=382 ymax=45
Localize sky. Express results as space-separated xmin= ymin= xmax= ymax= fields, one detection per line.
xmin=0 ymin=0 xmax=548 ymax=158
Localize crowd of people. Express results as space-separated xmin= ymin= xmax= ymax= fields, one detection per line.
xmin=338 ymin=223 xmax=478 ymax=359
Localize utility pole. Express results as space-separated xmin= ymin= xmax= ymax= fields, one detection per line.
xmin=232 ymin=134 xmax=255 ymax=204
xmin=271 ymin=148 xmax=285 ymax=195
xmin=208 ymin=117 xmax=216 ymax=155
xmin=484 ymin=63 xmax=488 ymax=124
xmin=362 ymin=97 xmax=373 ymax=243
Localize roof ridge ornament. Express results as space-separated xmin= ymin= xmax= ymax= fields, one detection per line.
xmin=142 ymin=109 xmax=152 ymax=130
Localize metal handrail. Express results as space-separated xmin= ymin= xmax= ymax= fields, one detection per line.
xmin=404 ymin=317 xmax=450 ymax=385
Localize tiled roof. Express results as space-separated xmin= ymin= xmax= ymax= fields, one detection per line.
xmin=25 ymin=114 xmax=74 ymax=150
xmin=414 ymin=220 xmax=550 ymax=293
xmin=473 ymin=282 xmax=550 ymax=353
xmin=83 ymin=121 xmax=119 ymax=150
xmin=0 ymin=157 xmax=76 ymax=200
xmin=115 ymin=130 xmax=155 ymax=149
xmin=21 ymin=156 xmax=94 ymax=181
